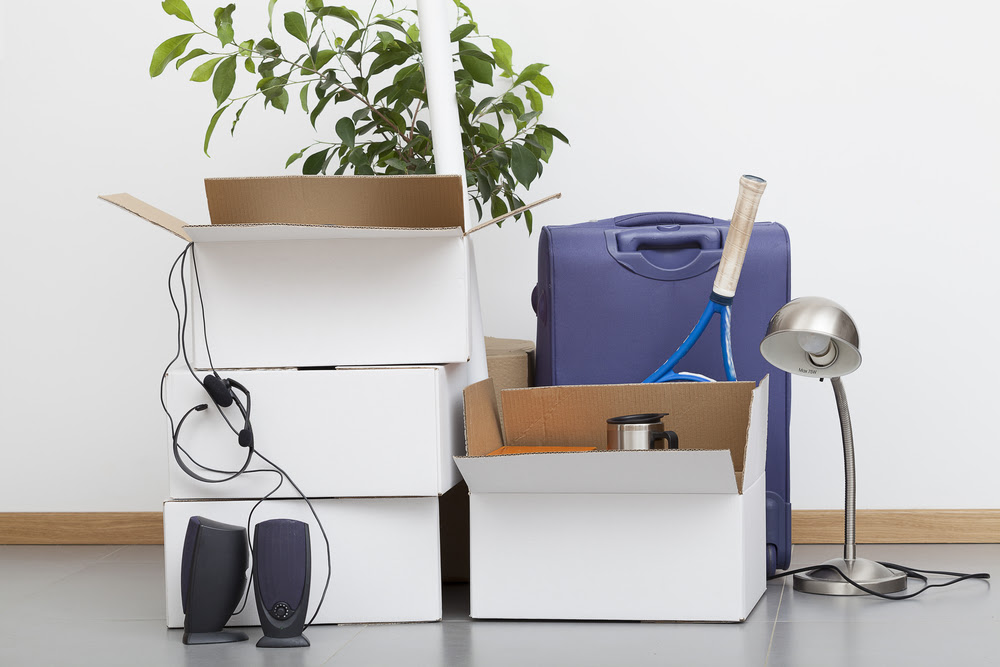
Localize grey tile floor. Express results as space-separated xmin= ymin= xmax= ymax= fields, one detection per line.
xmin=0 ymin=543 xmax=995 ymax=666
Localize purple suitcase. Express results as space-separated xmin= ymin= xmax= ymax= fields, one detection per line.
xmin=532 ymin=211 xmax=792 ymax=573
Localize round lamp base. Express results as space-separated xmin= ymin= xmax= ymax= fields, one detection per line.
xmin=793 ymin=557 xmax=907 ymax=596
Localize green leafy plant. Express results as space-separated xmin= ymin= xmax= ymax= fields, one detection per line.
xmin=151 ymin=0 xmax=568 ymax=231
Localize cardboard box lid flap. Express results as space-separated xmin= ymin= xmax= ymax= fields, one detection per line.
xmin=99 ymin=193 xmax=191 ymax=242
xmin=739 ymin=375 xmax=769 ymax=492
xmin=455 ymin=450 xmax=739 ymax=494
xmin=204 ymin=175 xmax=465 ymax=230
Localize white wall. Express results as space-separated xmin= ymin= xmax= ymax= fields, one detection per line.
xmin=1 ymin=1 xmax=997 ymax=512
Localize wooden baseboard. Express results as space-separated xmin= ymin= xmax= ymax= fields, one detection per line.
xmin=1 ymin=509 xmax=998 ymax=545
xmin=792 ymin=509 xmax=1000 ymax=544
xmin=0 ymin=512 xmax=163 ymax=545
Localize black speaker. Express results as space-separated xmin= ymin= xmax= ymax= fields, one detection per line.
xmin=252 ymin=519 xmax=312 ymax=648
xmin=180 ymin=516 xmax=250 ymax=645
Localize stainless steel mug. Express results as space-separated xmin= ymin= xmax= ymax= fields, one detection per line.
xmin=606 ymin=413 xmax=679 ymax=451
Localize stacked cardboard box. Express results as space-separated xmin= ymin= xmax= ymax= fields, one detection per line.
xmin=103 ymin=175 xmax=485 ymax=625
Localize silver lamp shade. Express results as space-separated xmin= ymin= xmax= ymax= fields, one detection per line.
xmin=759 ymin=296 xmax=862 ymax=378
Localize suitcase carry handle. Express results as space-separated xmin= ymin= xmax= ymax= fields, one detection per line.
xmin=613 ymin=212 xmax=720 ymax=227
xmin=604 ymin=228 xmax=723 ymax=281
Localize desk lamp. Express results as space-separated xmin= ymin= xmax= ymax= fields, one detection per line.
xmin=760 ymin=296 xmax=907 ymax=595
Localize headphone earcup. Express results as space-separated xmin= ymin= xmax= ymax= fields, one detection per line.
xmin=238 ymin=428 xmax=254 ymax=449
xmin=203 ymin=374 xmax=234 ymax=408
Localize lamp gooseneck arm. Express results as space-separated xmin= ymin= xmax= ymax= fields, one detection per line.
xmin=830 ymin=376 xmax=857 ymax=561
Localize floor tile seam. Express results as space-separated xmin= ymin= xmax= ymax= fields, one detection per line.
xmin=764 ymin=577 xmax=784 ymax=666
xmin=95 ymin=545 xmax=127 ymax=562
xmin=319 ymin=626 xmax=367 ymax=665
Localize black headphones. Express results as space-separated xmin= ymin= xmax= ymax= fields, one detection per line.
xmin=172 ymin=371 xmax=255 ymax=484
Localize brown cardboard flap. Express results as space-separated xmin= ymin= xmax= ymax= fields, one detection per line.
xmin=203 ymin=175 xmax=465 ymax=230
xmin=499 ymin=382 xmax=755 ymax=472
xmin=99 ymin=194 xmax=191 ymax=242
xmin=464 ymin=379 xmax=505 ymax=457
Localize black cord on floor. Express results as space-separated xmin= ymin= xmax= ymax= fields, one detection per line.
xmin=768 ymin=562 xmax=989 ymax=600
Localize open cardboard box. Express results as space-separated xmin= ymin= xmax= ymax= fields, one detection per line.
xmin=101 ymin=175 xmax=479 ymax=369
xmin=454 ymin=377 xmax=769 ymax=622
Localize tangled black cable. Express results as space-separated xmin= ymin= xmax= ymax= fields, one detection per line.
xmin=161 ymin=243 xmax=332 ymax=629
xmin=768 ymin=562 xmax=989 ymax=600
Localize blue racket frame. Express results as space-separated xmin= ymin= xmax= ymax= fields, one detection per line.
xmin=642 ymin=299 xmax=736 ymax=383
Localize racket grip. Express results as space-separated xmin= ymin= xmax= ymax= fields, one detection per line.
xmin=712 ymin=175 xmax=767 ymax=298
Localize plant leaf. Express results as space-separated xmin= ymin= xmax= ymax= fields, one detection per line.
xmin=303 ymin=148 xmax=330 ymax=175
xmin=212 ymin=55 xmax=238 ymax=106
xmin=336 ymin=117 xmax=356 ymax=147
xmin=313 ymin=6 xmax=359 ymax=28
xmin=190 ymin=56 xmax=224 ymax=82
xmin=161 ymin=0 xmax=194 ymax=23
xmin=514 ymin=63 xmax=547 ymax=88
xmin=286 ymin=150 xmax=305 ymax=168
xmin=369 ymin=50 xmax=411 ymax=76
xmin=472 ymin=96 xmax=495 ymax=118
xmin=256 ymin=38 xmax=281 ymax=57
xmin=532 ymin=73 xmax=554 ymax=96
xmin=518 ymin=110 xmax=541 ymax=125
xmin=491 ymin=37 xmax=513 ymax=75
xmin=214 ymin=4 xmax=236 ymax=46
xmin=150 ymin=33 xmax=196 ymax=77
xmin=267 ymin=0 xmax=278 ymax=32
xmin=310 ymin=50 xmax=336 ymax=72
xmin=310 ymin=94 xmax=332 ymax=128
xmin=511 ymin=142 xmax=538 ymax=186
xmin=533 ymin=129 xmax=554 ymax=162
xmin=204 ymin=103 xmax=231 ymax=156
xmin=272 ymin=88 xmax=289 ymax=112
xmin=525 ymin=87 xmax=543 ymax=112
xmin=284 ymin=12 xmax=308 ymax=43
xmin=490 ymin=195 xmax=507 ymax=219
xmin=230 ymin=98 xmax=251 ymax=136
xmin=458 ymin=40 xmax=493 ymax=85
xmin=175 ymin=48 xmax=208 ymax=69
xmin=450 ymin=23 xmax=475 ymax=42
xmin=244 ymin=57 xmax=255 ymax=73
xmin=537 ymin=124 xmax=569 ymax=144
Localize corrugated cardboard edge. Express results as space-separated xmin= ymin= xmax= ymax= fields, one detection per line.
xmin=738 ymin=375 xmax=770 ymax=494
xmin=462 ymin=379 xmax=504 ymax=457
xmin=98 ymin=193 xmax=191 ymax=242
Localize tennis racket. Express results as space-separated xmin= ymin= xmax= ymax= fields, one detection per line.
xmin=643 ymin=174 xmax=767 ymax=383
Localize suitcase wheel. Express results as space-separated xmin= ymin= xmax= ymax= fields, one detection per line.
xmin=767 ymin=544 xmax=777 ymax=576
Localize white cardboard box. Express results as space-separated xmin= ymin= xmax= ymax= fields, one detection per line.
xmin=101 ymin=176 xmax=477 ymax=369
xmin=454 ymin=377 xmax=769 ymax=622
xmin=165 ymin=364 xmax=466 ymax=499
xmin=164 ymin=496 xmax=442 ymax=626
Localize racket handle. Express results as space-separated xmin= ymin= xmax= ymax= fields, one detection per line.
xmin=712 ymin=175 xmax=767 ymax=298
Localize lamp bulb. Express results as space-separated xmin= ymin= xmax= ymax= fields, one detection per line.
xmin=797 ymin=332 xmax=832 ymax=355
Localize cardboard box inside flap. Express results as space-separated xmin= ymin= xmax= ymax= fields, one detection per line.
xmin=459 ymin=376 xmax=769 ymax=494
xmin=100 ymin=175 xmax=467 ymax=241
xmin=204 ymin=175 xmax=464 ymax=230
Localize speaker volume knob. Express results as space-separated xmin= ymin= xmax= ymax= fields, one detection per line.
xmin=271 ymin=602 xmax=292 ymax=620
